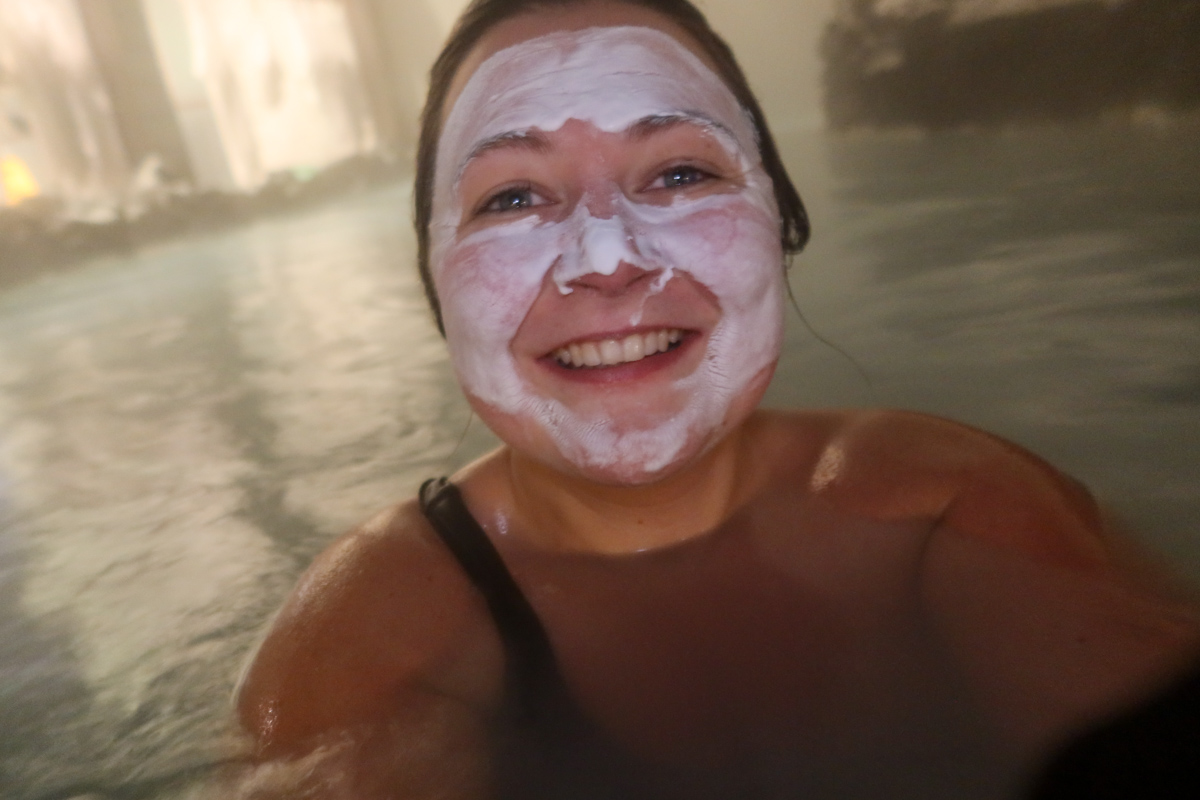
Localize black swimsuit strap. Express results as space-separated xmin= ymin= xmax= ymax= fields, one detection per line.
xmin=419 ymin=480 xmax=674 ymax=800
xmin=418 ymin=477 xmax=560 ymax=716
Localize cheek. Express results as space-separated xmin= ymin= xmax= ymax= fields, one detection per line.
xmin=436 ymin=230 xmax=560 ymax=343
xmin=668 ymin=206 xmax=739 ymax=254
xmin=642 ymin=197 xmax=782 ymax=308
xmin=440 ymin=244 xmax=527 ymax=335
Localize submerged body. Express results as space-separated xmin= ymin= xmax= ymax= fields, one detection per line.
xmin=237 ymin=409 xmax=1199 ymax=798
xmin=232 ymin=1 xmax=1200 ymax=797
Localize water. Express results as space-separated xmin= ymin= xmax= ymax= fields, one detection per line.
xmin=770 ymin=123 xmax=1200 ymax=561
xmin=0 ymin=123 xmax=1197 ymax=798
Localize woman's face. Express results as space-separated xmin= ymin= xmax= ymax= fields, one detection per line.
xmin=431 ymin=6 xmax=785 ymax=485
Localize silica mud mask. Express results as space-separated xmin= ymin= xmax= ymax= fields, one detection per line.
xmin=431 ymin=26 xmax=785 ymax=482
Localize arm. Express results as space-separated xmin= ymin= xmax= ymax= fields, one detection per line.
xmin=226 ymin=502 xmax=505 ymax=799
xmin=227 ymin=692 xmax=491 ymax=799
xmin=920 ymin=452 xmax=1200 ymax=757
xmin=815 ymin=411 xmax=1200 ymax=756
xmin=227 ymin=693 xmax=492 ymax=799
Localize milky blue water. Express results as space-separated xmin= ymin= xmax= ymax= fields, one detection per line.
xmin=0 ymin=123 xmax=1197 ymax=798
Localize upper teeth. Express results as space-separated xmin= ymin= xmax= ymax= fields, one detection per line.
xmin=554 ymin=329 xmax=683 ymax=368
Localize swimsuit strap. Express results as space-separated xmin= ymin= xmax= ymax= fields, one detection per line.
xmin=419 ymin=479 xmax=686 ymax=800
xmin=418 ymin=477 xmax=560 ymax=717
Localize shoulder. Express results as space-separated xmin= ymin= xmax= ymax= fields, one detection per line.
xmin=759 ymin=408 xmax=1109 ymax=566
xmin=753 ymin=407 xmax=1009 ymax=488
xmin=236 ymin=496 xmax=504 ymax=757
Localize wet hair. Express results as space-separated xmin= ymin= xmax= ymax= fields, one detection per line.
xmin=414 ymin=0 xmax=810 ymax=334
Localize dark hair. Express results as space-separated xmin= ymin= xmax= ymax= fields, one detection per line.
xmin=414 ymin=0 xmax=810 ymax=333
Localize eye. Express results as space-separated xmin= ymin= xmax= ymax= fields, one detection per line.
xmin=478 ymin=184 xmax=545 ymax=215
xmin=650 ymin=164 xmax=713 ymax=191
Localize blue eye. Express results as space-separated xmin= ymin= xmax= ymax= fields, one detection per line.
xmin=658 ymin=165 xmax=710 ymax=189
xmin=482 ymin=186 xmax=538 ymax=213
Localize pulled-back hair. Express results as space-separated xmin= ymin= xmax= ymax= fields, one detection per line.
xmin=414 ymin=0 xmax=809 ymax=333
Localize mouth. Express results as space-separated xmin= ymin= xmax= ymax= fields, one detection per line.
xmin=549 ymin=328 xmax=684 ymax=369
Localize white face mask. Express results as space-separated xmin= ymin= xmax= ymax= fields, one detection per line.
xmin=431 ymin=26 xmax=785 ymax=483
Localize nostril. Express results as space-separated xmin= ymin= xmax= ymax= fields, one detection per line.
xmin=571 ymin=262 xmax=657 ymax=294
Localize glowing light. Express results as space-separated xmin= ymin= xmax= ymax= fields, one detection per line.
xmin=0 ymin=0 xmax=129 ymax=218
xmin=0 ymin=155 xmax=40 ymax=205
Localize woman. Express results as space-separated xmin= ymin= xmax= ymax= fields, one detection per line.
xmin=233 ymin=1 xmax=1200 ymax=797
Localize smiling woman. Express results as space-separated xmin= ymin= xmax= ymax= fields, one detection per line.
xmin=435 ymin=27 xmax=784 ymax=485
xmin=229 ymin=1 xmax=1200 ymax=798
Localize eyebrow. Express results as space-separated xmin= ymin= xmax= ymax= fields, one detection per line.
xmin=454 ymin=112 xmax=740 ymax=183
xmin=457 ymin=130 xmax=551 ymax=181
xmin=625 ymin=112 xmax=737 ymax=143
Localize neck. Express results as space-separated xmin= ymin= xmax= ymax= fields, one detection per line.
xmin=504 ymin=421 xmax=758 ymax=554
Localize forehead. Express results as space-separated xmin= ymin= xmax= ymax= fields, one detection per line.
xmin=434 ymin=25 xmax=758 ymax=201
xmin=443 ymin=5 xmax=718 ymax=124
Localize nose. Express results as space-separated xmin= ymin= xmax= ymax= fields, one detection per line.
xmin=568 ymin=260 xmax=655 ymax=296
xmin=551 ymin=193 xmax=658 ymax=296
xmin=582 ymin=188 xmax=617 ymax=218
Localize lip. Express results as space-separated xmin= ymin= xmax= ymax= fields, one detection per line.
xmin=537 ymin=329 xmax=700 ymax=384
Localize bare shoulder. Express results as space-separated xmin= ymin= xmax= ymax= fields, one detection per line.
xmin=759 ymin=408 xmax=1110 ymax=565
xmin=237 ymin=496 xmax=504 ymax=758
xmin=752 ymin=407 xmax=1013 ymax=490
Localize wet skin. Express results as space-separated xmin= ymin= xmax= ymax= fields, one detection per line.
xmin=230 ymin=2 xmax=1200 ymax=798
xmin=234 ymin=409 xmax=1200 ymax=798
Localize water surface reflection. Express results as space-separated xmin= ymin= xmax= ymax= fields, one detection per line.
xmin=771 ymin=124 xmax=1200 ymax=565
xmin=0 ymin=124 xmax=1197 ymax=798
xmin=0 ymin=186 xmax=494 ymax=798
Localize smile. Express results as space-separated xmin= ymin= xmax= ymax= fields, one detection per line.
xmin=552 ymin=329 xmax=684 ymax=369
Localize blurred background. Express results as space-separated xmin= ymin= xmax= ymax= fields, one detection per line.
xmin=0 ymin=1 xmax=1197 ymax=798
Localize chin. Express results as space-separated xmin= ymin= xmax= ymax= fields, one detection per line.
xmin=468 ymin=360 xmax=776 ymax=487
xmin=471 ymin=397 xmax=748 ymax=490
xmin=567 ymin=439 xmax=714 ymax=486
xmin=474 ymin=399 xmax=699 ymax=483
xmin=561 ymin=418 xmax=720 ymax=486
xmin=572 ymin=364 xmax=777 ymax=486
